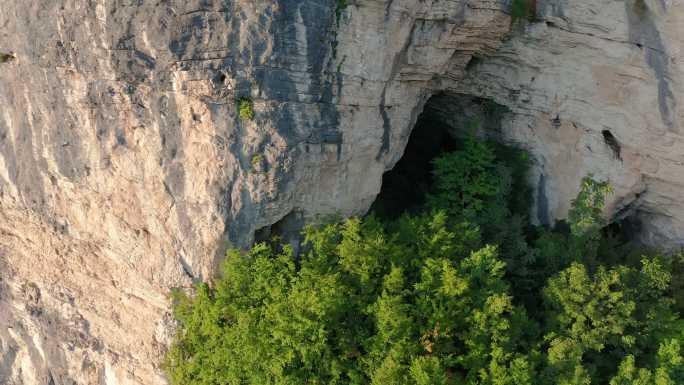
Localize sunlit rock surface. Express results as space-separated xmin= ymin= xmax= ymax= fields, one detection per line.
xmin=453 ymin=0 xmax=684 ymax=245
xmin=0 ymin=0 xmax=682 ymax=383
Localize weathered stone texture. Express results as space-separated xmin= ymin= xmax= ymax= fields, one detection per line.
xmin=0 ymin=1 xmax=509 ymax=383
xmin=452 ymin=0 xmax=684 ymax=245
xmin=0 ymin=0 xmax=683 ymax=383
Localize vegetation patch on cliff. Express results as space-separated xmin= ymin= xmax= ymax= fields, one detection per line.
xmin=511 ymin=0 xmax=537 ymax=23
xmin=165 ymin=138 xmax=684 ymax=385
xmin=238 ymin=97 xmax=255 ymax=121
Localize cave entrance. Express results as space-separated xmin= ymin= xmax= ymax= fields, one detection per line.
xmin=253 ymin=210 xmax=305 ymax=254
xmin=369 ymin=110 xmax=456 ymax=218
xmin=371 ymin=93 xmax=508 ymax=219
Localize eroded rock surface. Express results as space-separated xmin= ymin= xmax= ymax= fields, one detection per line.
xmin=0 ymin=0 xmax=509 ymax=383
xmin=0 ymin=0 xmax=682 ymax=383
xmin=453 ymin=0 xmax=684 ymax=245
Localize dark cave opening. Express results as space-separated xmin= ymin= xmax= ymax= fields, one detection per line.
xmin=370 ymin=93 xmax=517 ymax=219
xmin=370 ymin=99 xmax=460 ymax=218
xmin=602 ymin=130 xmax=622 ymax=161
xmin=371 ymin=92 xmax=518 ymax=219
xmin=254 ymin=210 xmax=305 ymax=253
xmin=603 ymin=217 xmax=641 ymax=244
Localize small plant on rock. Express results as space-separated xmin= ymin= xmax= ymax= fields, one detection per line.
xmin=511 ymin=0 xmax=536 ymax=23
xmin=250 ymin=154 xmax=264 ymax=172
xmin=238 ymin=97 xmax=254 ymax=121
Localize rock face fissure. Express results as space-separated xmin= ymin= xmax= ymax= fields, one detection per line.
xmin=626 ymin=0 xmax=675 ymax=130
xmin=1 ymin=0 xmax=684 ymax=383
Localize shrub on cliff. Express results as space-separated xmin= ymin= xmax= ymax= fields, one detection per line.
xmin=238 ymin=97 xmax=254 ymax=120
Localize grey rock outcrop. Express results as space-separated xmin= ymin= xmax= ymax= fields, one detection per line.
xmin=0 ymin=0 xmax=683 ymax=383
xmin=454 ymin=0 xmax=684 ymax=245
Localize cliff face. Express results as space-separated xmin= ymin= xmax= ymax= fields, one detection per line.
xmin=453 ymin=0 xmax=684 ymax=246
xmin=0 ymin=0 xmax=682 ymax=384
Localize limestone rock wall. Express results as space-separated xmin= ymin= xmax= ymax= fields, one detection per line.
xmin=451 ymin=0 xmax=684 ymax=245
xmin=0 ymin=1 xmax=509 ymax=383
xmin=1 ymin=0 xmax=684 ymax=383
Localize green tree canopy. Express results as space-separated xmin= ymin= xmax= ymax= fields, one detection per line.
xmin=165 ymin=212 xmax=537 ymax=384
xmin=165 ymin=137 xmax=683 ymax=385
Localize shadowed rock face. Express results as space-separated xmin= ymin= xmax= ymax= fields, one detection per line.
xmin=626 ymin=0 xmax=675 ymax=130
xmin=0 ymin=0 xmax=683 ymax=383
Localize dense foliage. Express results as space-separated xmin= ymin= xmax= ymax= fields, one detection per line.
xmin=165 ymin=137 xmax=684 ymax=385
